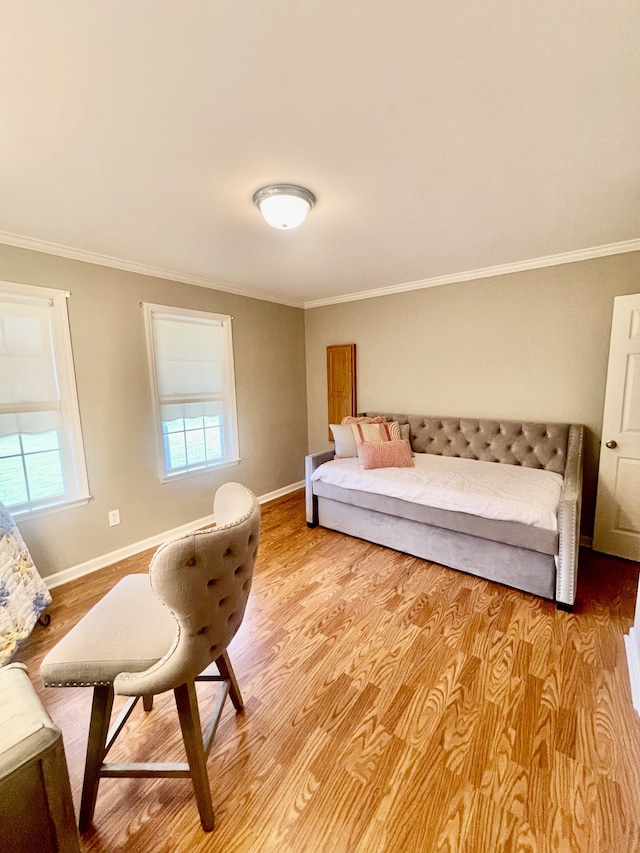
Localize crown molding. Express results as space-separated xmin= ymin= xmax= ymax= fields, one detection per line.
xmin=2 ymin=229 xmax=639 ymax=311
xmin=303 ymin=238 xmax=640 ymax=309
xmin=0 ymin=230 xmax=304 ymax=308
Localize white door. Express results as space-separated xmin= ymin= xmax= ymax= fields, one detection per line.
xmin=594 ymin=293 xmax=640 ymax=560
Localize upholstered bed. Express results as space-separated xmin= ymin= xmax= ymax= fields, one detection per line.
xmin=305 ymin=413 xmax=584 ymax=609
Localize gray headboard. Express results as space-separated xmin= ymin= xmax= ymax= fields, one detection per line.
xmin=364 ymin=413 xmax=571 ymax=475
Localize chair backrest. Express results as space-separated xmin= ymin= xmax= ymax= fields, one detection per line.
xmin=113 ymin=483 xmax=260 ymax=697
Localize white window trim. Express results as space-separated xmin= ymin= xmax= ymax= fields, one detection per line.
xmin=143 ymin=302 xmax=240 ymax=481
xmin=0 ymin=280 xmax=91 ymax=517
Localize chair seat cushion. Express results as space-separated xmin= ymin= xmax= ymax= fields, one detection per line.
xmin=41 ymin=575 xmax=177 ymax=688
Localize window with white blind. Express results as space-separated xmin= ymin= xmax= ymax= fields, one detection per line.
xmin=0 ymin=281 xmax=90 ymax=516
xmin=143 ymin=304 xmax=239 ymax=480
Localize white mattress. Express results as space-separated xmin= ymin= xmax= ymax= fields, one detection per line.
xmin=311 ymin=453 xmax=563 ymax=532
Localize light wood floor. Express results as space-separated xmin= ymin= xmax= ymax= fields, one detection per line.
xmin=16 ymin=490 xmax=640 ymax=852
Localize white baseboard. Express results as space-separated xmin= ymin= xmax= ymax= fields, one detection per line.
xmin=45 ymin=480 xmax=304 ymax=590
xmin=257 ymin=480 xmax=304 ymax=504
xmin=44 ymin=480 xmax=587 ymax=592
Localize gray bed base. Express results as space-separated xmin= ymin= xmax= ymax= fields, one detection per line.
xmin=305 ymin=414 xmax=584 ymax=609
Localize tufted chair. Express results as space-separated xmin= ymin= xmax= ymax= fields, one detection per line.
xmin=40 ymin=482 xmax=260 ymax=833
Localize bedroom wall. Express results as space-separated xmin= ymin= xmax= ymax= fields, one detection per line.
xmin=0 ymin=243 xmax=307 ymax=578
xmin=305 ymin=250 xmax=640 ymax=536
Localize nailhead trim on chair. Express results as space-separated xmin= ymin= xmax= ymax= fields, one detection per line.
xmin=43 ymin=680 xmax=112 ymax=687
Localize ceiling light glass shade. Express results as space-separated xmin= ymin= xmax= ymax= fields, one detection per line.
xmin=253 ymin=184 xmax=316 ymax=229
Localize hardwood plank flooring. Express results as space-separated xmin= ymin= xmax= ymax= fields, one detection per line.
xmin=15 ymin=490 xmax=640 ymax=852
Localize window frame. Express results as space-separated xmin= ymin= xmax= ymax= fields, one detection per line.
xmin=143 ymin=303 xmax=240 ymax=482
xmin=0 ymin=280 xmax=91 ymax=518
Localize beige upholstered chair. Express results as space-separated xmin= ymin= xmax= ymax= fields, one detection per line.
xmin=41 ymin=482 xmax=260 ymax=833
xmin=0 ymin=663 xmax=79 ymax=853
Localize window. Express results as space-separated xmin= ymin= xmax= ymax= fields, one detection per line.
xmin=143 ymin=304 xmax=239 ymax=480
xmin=0 ymin=281 xmax=90 ymax=516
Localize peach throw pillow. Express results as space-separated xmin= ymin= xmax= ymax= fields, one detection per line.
xmin=341 ymin=416 xmax=387 ymax=424
xmin=351 ymin=421 xmax=401 ymax=459
xmin=360 ymin=440 xmax=415 ymax=470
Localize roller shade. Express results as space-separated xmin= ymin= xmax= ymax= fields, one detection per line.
xmin=0 ymin=294 xmax=62 ymax=437
xmin=151 ymin=313 xmax=225 ymax=422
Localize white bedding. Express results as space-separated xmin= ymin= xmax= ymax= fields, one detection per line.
xmin=311 ymin=453 xmax=563 ymax=532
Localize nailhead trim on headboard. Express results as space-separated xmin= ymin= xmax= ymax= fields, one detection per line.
xmin=364 ymin=413 xmax=570 ymax=475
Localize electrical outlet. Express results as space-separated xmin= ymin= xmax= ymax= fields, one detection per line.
xmin=108 ymin=509 xmax=120 ymax=527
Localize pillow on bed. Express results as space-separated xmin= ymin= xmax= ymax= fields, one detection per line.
xmin=360 ymin=439 xmax=415 ymax=470
xmin=399 ymin=423 xmax=415 ymax=456
xmin=341 ymin=415 xmax=387 ymax=424
xmin=329 ymin=423 xmax=359 ymax=458
xmin=351 ymin=421 xmax=402 ymax=459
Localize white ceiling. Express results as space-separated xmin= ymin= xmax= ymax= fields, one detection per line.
xmin=0 ymin=2 xmax=638 ymax=308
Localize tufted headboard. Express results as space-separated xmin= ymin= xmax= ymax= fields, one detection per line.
xmin=364 ymin=413 xmax=572 ymax=475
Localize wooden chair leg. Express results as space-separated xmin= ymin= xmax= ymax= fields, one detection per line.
xmin=215 ymin=651 xmax=244 ymax=712
xmin=79 ymin=685 xmax=114 ymax=833
xmin=143 ymin=694 xmax=154 ymax=712
xmin=174 ymin=682 xmax=215 ymax=832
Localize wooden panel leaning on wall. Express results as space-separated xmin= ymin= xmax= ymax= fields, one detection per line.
xmin=15 ymin=490 xmax=640 ymax=853
xmin=327 ymin=343 xmax=356 ymax=440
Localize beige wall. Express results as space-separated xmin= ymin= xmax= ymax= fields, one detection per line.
xmin=4 ymin=243 xmax=639 ymax=575
xmin=305 ymin=251 xmax=640 ymax=535
xmin=0 ymin=244 xmax=307 ymax=578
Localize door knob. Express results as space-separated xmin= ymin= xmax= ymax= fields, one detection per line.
xmin=605 ymin=440 xmax=617 ymax=449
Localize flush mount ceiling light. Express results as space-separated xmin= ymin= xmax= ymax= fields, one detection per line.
xmin=253 ymin=184 xmax=316 ymax=229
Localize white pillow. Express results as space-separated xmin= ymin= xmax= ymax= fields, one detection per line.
xmin=400 ymin=423 xmax=415 ymax=455
xmin=329 ymin=423 xmax=358 ymax=458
